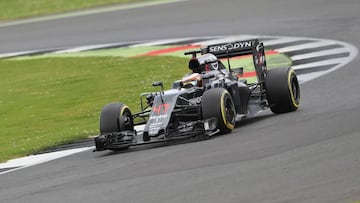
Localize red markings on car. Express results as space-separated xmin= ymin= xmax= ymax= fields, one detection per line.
xmin=152 ymin=103 xmax=170 ymax=114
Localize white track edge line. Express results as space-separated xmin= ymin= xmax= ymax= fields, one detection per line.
xmin=276 ymin=41 xmax=337 ymax=53
xmin=0 ymin=147 xmax=94 ymax=175
xmin=291 ymin=47 xmax=349 ymax=61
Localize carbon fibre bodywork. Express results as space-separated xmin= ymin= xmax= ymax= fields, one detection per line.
xmin=94 ymin=39 xmax=300 ymax=151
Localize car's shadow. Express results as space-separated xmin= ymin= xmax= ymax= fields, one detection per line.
xmin=97 ymin=135 xmax=211 ymax=157
xmin=236 ymin=112 xmax=274 ymax=127
xmin=96 ymin=112 xmax=275 ymax=157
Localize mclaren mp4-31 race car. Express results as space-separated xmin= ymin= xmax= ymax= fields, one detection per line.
xmin=94 ymin=39 xmax=300 ymax=151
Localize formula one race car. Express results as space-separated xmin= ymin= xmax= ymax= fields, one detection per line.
xmin=94 ymin=39 xmax=300 ymax=151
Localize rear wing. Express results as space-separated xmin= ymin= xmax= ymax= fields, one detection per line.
xmin=202 ymin=39 xmax=268 ymax=82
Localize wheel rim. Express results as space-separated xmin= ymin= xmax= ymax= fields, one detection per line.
xmin=288 ymin=70 xmax=300 ymax=108
xmin=119 ymin=107 xmax=133 ymax=131
xmin=225 ymin=97 xmax=235 ymax=123
xmin=123 ymin=112 xmax=132 ymax=129
xmin=221 ymin=94 xmax=236 ymax=129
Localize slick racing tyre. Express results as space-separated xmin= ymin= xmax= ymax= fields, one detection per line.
xmin=265 ymin=67 xmax=300 ymax=114
xmin=100 ymin=102 xmax=134 ymax=134
xmin=201 ymin=88 xmax=236 ymax=134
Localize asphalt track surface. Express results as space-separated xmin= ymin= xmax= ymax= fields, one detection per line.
xmin=1 ymin=0 xmax=360 ymax=202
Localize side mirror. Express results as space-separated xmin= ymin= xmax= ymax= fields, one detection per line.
xmin=152 ymin=81 xmax=164 ymax=94
xmin=152 ymin=81 xmax=163 ymax=87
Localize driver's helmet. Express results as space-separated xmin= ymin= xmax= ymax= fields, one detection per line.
xmin=201 ymin=61 xmax=222 ymax=72
xmin=181 ymin=73 xmax=202 ymax=88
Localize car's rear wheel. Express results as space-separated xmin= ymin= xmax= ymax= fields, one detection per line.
xmin=201 ymin=88 xmax=236 ymax=134
xmin=265 ymin=67 xmax=300 ymax=114
xmin=99 ymin=102 xmax=133 ymax=150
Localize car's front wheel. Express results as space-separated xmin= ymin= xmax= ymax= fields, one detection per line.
xmin=201 ymin=88 xmax=236 ymax=134
xmin=100 ymin=102 xmax=133 ymax=133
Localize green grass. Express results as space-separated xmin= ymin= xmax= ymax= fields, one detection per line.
xmin=0 ymin=56 xmax=188 ymax=162
xmin=0 ymin=50 xmax=291 ymax=162
xmin=0 ymin=0 xmax=149 ymax=21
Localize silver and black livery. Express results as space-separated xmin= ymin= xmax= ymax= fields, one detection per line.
xmin=94 ymin=39 xmax=300 ymax=151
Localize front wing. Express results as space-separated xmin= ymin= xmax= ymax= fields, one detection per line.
xmin=94 ymin=118 xmax=218 ymax=151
